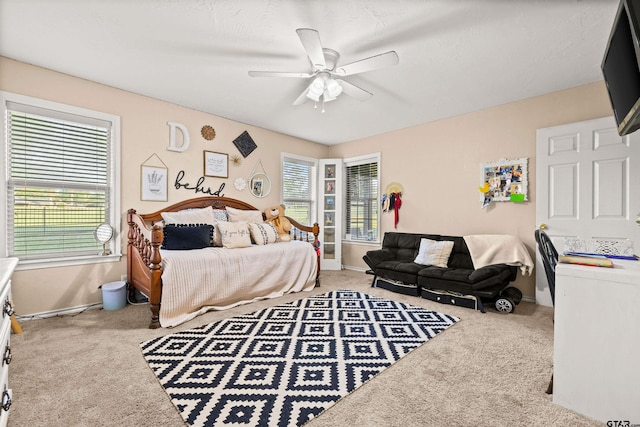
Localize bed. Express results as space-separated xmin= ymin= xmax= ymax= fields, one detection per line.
xmin=126 ymin=196 xmax=320 ymax=328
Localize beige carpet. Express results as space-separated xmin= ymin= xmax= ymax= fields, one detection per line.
xmin=8 ymin=270 xmax=601 ymax=427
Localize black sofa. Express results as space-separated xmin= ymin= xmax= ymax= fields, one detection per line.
xmin=363 ymin=232 xmax=521 ymax=313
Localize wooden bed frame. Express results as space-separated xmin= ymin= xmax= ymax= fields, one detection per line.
xmin=126 ymin=196 xmax=320 ymax=329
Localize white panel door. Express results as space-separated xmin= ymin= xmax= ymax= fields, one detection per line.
xmin=536 ymin=116 xmax=640 ymax=306
xmin=318 ymin=159 xmax=342 ymax=270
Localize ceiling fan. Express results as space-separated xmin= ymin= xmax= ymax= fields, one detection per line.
xmin=248 ymin=28 xmax=399 ymax=110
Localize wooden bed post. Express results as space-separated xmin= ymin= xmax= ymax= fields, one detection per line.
xmin=313 ymin=222 xmax=320 ymax=287
xmin=148 ymin=224 xmax=163 ymax=329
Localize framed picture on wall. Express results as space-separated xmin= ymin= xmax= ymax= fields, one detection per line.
xmin=140 ymin=165 xmax=168 ymax=201
xmin=480 ymin=157 xmax=528 ymax=202
xmin=204 ymin=151 xmax=228 ymax=178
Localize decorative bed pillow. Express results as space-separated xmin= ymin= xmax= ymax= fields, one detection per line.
xmin=226 ymin=206 xmax=264 ymax=223
xmin=161 ymin=206 xmax=215 ymax=226
xmin=248 ymin=222 xmax=280 ymax=245
xmin=217 ymin=221 xmax=252 ymax=248
xmin=161 ymin=224 xmax=214 ymax=250
xmin=213 ymin=209 xmax=229 ymax=222
xmin=414 ymin=238 xmax=454 ymax=268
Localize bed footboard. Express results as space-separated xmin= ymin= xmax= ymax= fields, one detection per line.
xmin=127 ymin=209 xmax=163 ymax=329
xmin=286 ymin=216 xmax=321 ymax=286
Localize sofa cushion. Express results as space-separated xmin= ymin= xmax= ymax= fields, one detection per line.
xmin=414 ymin=238 xmax=454 ymax=267
xmin=440 ymin=236 xmax=475 ymax=270
xmin=376 ymin=261 xmax=425 ymax=284
xmin=418 ymin=266 xmax=474 ymax=282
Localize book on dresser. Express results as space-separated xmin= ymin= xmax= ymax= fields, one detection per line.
xmin=558 ymin=254 xmax=614 ymax=268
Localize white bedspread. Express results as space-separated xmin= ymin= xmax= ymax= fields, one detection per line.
xmin=159 ymin=240 xmax=317 ymax=327
xmin=463 ymin=234 xmax=534 ymax=275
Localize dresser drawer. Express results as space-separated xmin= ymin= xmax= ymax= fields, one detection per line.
xmin=0 ymin=320 xmax=9 ymax=427
xmin=0 ymin=284 xmax=12 ymax=330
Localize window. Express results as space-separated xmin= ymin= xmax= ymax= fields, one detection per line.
xmin=344 ymin=154 xmax=379 ymax=242
xmin=281 ymin=154 xmax=317 ymax=225
xmin=1 ymin=92 xmax=120 ymax=268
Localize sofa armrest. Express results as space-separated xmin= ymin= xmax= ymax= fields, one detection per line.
xmin=363 ymin=249 xmax=395 ymax=270
xmin=468 ymin=264 xmax=515 ymax=283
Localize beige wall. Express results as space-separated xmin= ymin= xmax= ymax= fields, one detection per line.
xmin=329 ymin=81 xmax=613 ymax=298
xmin=0 ymin=57 xmax=329 ymax=315
xmin=0 ymin=55 xmax=615 ymax=313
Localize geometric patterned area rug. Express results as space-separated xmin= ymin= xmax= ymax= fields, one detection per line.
xmin=140 ymin=290 xmax=460 ymax=427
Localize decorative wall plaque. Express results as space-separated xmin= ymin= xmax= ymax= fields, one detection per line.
xmin=233 ymin=130 xmax=257 ymax=158
xmin=201 ymin=125 xmax=216 ymax=140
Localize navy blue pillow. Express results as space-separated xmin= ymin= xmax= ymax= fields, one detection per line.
xmin=162 ymin=224 xmax=214 ymax=250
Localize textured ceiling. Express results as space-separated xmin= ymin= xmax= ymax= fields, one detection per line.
xmin=0 ymin=0 xmax=620 ymax=145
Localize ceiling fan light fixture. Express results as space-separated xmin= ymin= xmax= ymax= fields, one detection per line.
xmin=306 ymin=88 xmax=322 ymax=102
xmin=306 ymin=77 xmax=325 ymax=101
xmin=323 ymin=89 xmax=337 ymax=102
xmin=325 ymin=79 xmax=343 ymax=98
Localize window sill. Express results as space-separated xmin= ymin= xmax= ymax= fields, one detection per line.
xmin=342 ymin=240 xmax=381 ymax=247
xmin=15 ymin=253 xmax=123 ymax=271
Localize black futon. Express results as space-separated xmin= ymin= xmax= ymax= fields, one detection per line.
xmin=363 ymin=232 xmax=521 ymax=313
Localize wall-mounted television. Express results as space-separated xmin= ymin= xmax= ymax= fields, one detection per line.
xmin=602 ymin=0 xmax=640 ymax=136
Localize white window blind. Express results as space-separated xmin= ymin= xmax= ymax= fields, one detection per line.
xmin=345 ymin=159 xmax=379 ymax=241
xmin=282 ymin=156 xmax=316 ymax=224
xmin=6 ymin=102 xmax=112 ymax=260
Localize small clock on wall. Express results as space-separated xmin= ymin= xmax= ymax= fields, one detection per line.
xmin=201 ymin=125 xmax=216 ymax=141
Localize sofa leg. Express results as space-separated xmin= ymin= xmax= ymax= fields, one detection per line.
xmin=476 ymin=297 xmax=486 ymax=313
xmin=371 ymin=275 xmax=378 ymax=287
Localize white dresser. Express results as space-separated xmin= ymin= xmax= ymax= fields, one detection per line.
xmin=554 ymin=259 xmax=640 ymax=424
xmin=0 ymin=258 xmax=17 ymax=427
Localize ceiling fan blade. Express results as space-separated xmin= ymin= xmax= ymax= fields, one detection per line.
xmin=335 ymin=79 xmax=373 ymax=101
xmin=334 ymin=51 xmax=399 ymax=76
xmin=292 ymin=82 xmax=313 ymax=106
xmin=248 ymin=70 xmax=312 ymax=78
xmin=296 ymin=28 xmax=326 ymax=70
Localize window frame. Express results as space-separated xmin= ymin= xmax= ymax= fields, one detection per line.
xmin=281 ymin=152 xmax=318 ymax=226
xmin=343 ymin=152 xmax=380 ymax=244
xmin=0 ymin=91 xmax=121 ymax=270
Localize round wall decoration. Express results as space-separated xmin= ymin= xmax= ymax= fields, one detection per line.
xmin=201 ymin=125 xmax=216 ymax=140
xmin=234 ymin=177 xmax=247 ymax=191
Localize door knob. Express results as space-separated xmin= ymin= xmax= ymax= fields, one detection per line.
xmin=539 ymin=224 xmax=547 ymax=230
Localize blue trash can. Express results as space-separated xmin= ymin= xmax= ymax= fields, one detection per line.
xmin=101 ymin=281 xmax=127 ymax=310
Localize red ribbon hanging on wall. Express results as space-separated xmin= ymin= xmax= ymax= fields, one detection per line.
xmin=394 ymin=192 xmax=402 ymax=228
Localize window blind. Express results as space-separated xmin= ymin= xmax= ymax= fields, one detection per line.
xmin=282 ymin=157 xmax=314 ymax=224
xmin=345 ymin=161 xmax=378 ymax=241
xmin=7 ymin=106 xmax=111 ymax=259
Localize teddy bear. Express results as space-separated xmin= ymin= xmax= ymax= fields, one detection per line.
xmin=264 ymin=204 xmax=292 ymax=242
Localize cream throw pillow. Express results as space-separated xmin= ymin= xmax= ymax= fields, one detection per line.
xmin=217 ymin=221 xmax=252 ymax=248
xmin=414 ymin=238 xmax=454 ymax=268
xmin=161 ymin=206 xmax=215 ymax=225
xmin=226 ymin=206 xmax=264 ymax=223
xmin=248 ymin=222 xmax=280 ymax=245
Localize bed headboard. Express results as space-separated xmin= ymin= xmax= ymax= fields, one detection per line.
xmin=137 ymin=196 xmax=260 ymax=224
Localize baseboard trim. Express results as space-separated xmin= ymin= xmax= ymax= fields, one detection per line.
xmin=16 ymin=303 xmax=103 ymax=322
xmin=342 ymin=265 xmax=367 ymax=272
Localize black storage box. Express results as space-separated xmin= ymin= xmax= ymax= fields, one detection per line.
xmin=420 ymin=288 xmax=479 ymax=310
xmin=374 ymin=277 xmax=420 ymax=297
